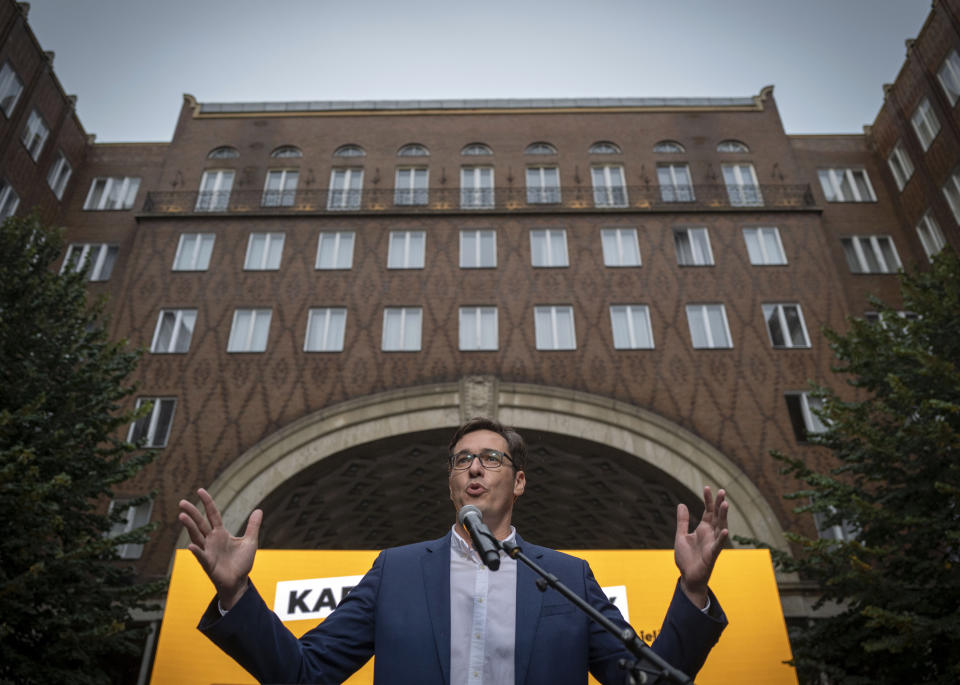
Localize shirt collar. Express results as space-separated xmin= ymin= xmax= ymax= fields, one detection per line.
xmin=450 ymin=523 xmax=517 ymax=559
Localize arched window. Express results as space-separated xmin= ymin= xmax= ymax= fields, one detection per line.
xmin=653 ymin=140 xmax=685 ymax=153
xmin=717 ymin=139 xmax=750 ymax=153
xmin=525 ymin=142 xmax=558 ymax=155
xmin=589 ymin=141 xmax=621 ymax=154
xmin=334 ymin=144 xmax=366 ymax=158
xmin=461 ymin=143 xmax=493 ymax=156
xmin=207 ymin=146 xmax=239 ymax=159
xmin=271 ymin=145 xmax=302 ymax=158
xmin=398 ymin=143 xmax=430 ymax=157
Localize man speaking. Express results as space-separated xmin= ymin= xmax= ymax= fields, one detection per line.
xmin=178 ymin=417 xmax=729 ymax=683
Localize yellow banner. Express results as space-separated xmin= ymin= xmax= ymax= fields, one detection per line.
xmin=151 ymin=548 xmax=796 ymax=684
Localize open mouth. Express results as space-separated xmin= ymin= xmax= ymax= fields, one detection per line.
xmin=466 ymin=482 xmax=486 ymax=496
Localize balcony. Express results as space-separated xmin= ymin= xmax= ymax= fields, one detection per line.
xmin=141 ymin=184 xmax=816 ymax=216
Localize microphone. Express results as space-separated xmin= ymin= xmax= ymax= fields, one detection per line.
xmin=457 ymin=505 xmax=501 ymax=571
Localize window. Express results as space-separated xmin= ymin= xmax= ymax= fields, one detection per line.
xmin=717 ymin=140 xmax=749 ymax=153
xmin=227 ymin=309 xmax=272 ymax=352
xmin=674 ymin=228 xmax=714 ymax=266
xmin=316 ymin=231 xmax=355 ymax=269
xmin=817 ymin=168 xmax=876 ymax=202
xmin=328 ymin=168 xmax=363 ymax=210
xmin=610 ymin=305 xmax=654 ymax=349
xmin=526 ymin=166 xmax=560 ymax=204
xmin=387 ymin=230 xmax=425 ymax=269
xmin=382 ymin=307 xmax=421 ymax=351
xmin=762 ymin=304 xmax=810 ymax=348
xmin=685 ymin=304 xmax=731 ymax=348
xmin=887 ymin=141 xmax=914 ymax=191
xmin=21 ymin=110 xmax=49 ymax=161
xmin=743 ymin=227 xmax=787 ymax=265
xmin=262 ymin=169 xmax=298 ymax=207
xmin=459 ymin=306 xmax=498 ymax=350
xmin=61 ymin=243 xmax=118 ymax=281
xmin=937 ymin=50 xmax=960 ymax=105
xmin=0 ymin=62 xmax=23 ymax=117
xmin=173 ymin=233 xmax=215 ymax=271
xmin=653 ymin=140 xmax=685 ymax=153
xmin=591 ymin=165 xmax=627 ymax=207
xmin=271 ymin=145 xmax=302 ymax=158
xmin=722 ymin=163 xmax=762 ymax=206
xmin=128 ymin=398 xmax=176 ymax=448
xmin=814 ymin=505 xmax=858 ymax=542
xmin=916 ymin=212 xmax=947 ymax=261
xmin=943 ymin=167 xmax=960 ymax=223
xmin=461 ymin=143 xmax=492 ymax=156
xmin=151 ymin=309 xmax=197 ymax=353
xmin=460 ymin=230 xmax=496 ymax=268
xmin=530 ymin=229 xmax=568 ymax=267
xmin=196 ymin=170 xmax=234 ymax=211
xmin=601 ymin=228 xmax=641 ymax=267
xmin=398 ymin=143 xmax=429 ymax=157
xmin=108 ymin=499 xmax=153 ymax=559
xmin=524 ymin=142 xmax=557 ymax=155
xmin=244 ymin=232 xmax=285 ymax=270
xmin=207 ymin=146 xmax=239 ymax=159
xmin=657 ymin=163 xmax=694 ymax=202
xmin=841 ymin=236 xmax=901 ymax=274
xmin=461 ymin=166 xmax=494 ymax=208
xmin=910 ymin=97 xmax=941 ymax=151
xmin=0 ymin=179 xmax=19 ymax=220
xmin=395 ymin=167 xmax=428 ymax=205
xmin=785 ymin=392 xmax=827 ymax=442
xmin=334 ymin=144 xmax=365 ymax=158
xmin=84 ymin=176 xmax=141 ymax=210
xmin=589 ymin=141 xmax=621 ymax=154
xmin=535 ymin=305 xmax=576 ymax=350
xmin=46 ymin=151 xmax=72 ymax=200
xmin=304 ymin=308 xmax=347 ymax=352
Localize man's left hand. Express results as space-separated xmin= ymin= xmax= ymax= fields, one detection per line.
xmin=675 ymin=486 xmax=729 ymax=609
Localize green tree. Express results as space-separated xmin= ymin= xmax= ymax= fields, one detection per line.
xmin=738 ymin=250 xmax=960 ymax=684
xmin=0 ymin=216 xmax=163 ymax=684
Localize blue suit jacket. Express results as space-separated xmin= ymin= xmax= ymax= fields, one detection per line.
xmin=199 ymin=533 xmax=726 ymax=684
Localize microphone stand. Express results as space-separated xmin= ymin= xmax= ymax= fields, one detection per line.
xmin=494 ymin=535 xmax=693 ymax=685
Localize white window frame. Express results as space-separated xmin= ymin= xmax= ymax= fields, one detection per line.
xmin=916 ymin=211 xmax=947 ymax=261
xmin=656 ymin=163 xmax=694 ymax=202
xmin=304 ymin=307 xmax=347 ymax=352
xmin=722 ymin=163 xmax=762 ymax=207
xmin=685 ymin=304 xmax=732 ymax=349
xmin=108 ymin=498 xmax=154 ymax=559
xmin=762 ymin=303 xmax=811 ymax=349
xmin=196 ymin=170 xmax=234 ymax=212
xmin=530 ymin=229 xmax=569 ymax=267
xmin=173 ymin=233 xmax=215 ymax=271
xmin=0 ymin=61 xmax=23 ymax=117
xmin=887 ymin=141 xmax=915 ymax=192
xmin=841 ymin=236 xmax=902 ymax=274
xmin=0 ymin=179 xmax=19 ymax=220
xmin=262 ymin=169 xmax=298 ymax=207
xmin=327 ymin=168 xmax=363 ymax=210
xmin=674 ymin=227 xmax=714 ymax=266
xmin=591 ymin=164 xmax=628 ymax=208
xmin=817 ymin=168 xmax=876 ymax=202
xmin=128 ymin=398 xmax=177 ymax=448
xmin=526 ymin=166 xmax=561 ymax=204
xmin=244 ymin=232 xmax=285 ymax=271
xmin=601 ymin=228 xmax=641 ymax=267
xmin=814 ymin=504 xmax=858 ymax=542
xmin=943 ymin=168 xmax=960 ymax=223
xmin=460 ymin=166 xmax=494 ymax=209
xmin=459 ymin=230 xmax=497 ymax=268
xmin=743 ymin=227 xmax=787 ymax=265
xmin=61 ymin=243 xmax=118 ymax=282
xmin=387 ymin=230 xmax=426 ymax=269
xmin=785 ymin=391 xmax=827 ymax=442
xmin=227 ymin=308 xmax=272 ymax=353
xmin=83 ymin=176 xmax=141 ymax=211
xmin=534 ymin=305 xmax=577 ymax=350
xmin=382 ymin=307 xmax=422 ymax=351
xmin=21 ymin=109 xmax=48 ymax=161
xmin=937 ymin=50 xmax=960 ymax=105
xmin=610 ymin=305 xmax=654 ymax=349
xmin=316 ymin=231 xmax=355 ymax=269
xmin=150 ymin=309 xmax=197 ymax=353
xmin=394 ymin=167 xmax=429 ymax=206
xmin=717 ymin=140 xmax=749 ymax=153
xmin=46 ymin=150 xmax=72 ymax=200
xmin=910 ymin=97 xmax=941 ymax=151
xmin=459 ymin=306 xmax=498 ymax=351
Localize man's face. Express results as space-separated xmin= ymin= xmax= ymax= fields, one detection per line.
xmin=448 ymin=429 xmax=525 ymax=523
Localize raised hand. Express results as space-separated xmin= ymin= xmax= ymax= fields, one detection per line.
xmin=674 ymin=486 xmax=729 ymax=609
xmin=178 ymin=488 xmax=263 ymax=610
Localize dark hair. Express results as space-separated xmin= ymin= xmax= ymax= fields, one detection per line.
xmin=448 ymin=417 xmax=527 ymax=471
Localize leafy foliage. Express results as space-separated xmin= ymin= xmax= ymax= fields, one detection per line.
xmin=0 ymin=216 xmax=163 ymax=684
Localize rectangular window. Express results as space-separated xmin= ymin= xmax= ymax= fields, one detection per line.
xmin=395 ymin=168 xmax=428 ymax=206
xmin=722 ymin=163 xmax=762 ymax=206
xmin=762 ymin=303 xmax=810 ymax=348
xmin=459 ymin=306 xmax=498 ymax=351
xmin=196 ymin=170 xmax=234 ymax=211
xmin=262 ymin=169 xmax=298 ymax=207
xmin=656 ymin=163 xmax=694 ymax=202
xmin=461 ymin=167 xmax=494 ymax=209
xmin=910 ymin=97 xmax=941 ymax=151
xmin=937 ymin=49 xmax=960 ymax=105
xmin=916 ymin=211 xmax=947 ymax=261
xmin=244 ymin=232 xmax=285 ymax=270
xmin=610 ymin=305 xmax=654 ymax=349
xmin=84 ymin=176 xmax=141 ymax=210
xmin=108 ymin=498 xmax=153 ymax=559
xmin=151 ymin=309 xmax=197 ymax=353
xmin=0 ymin=62 xmax=24 ymax=117
xmin=316 ymin=231 xmax=355 ymax=269
xmin=526 ymin=166 xmax=561 ymax=204
xmin=327 ymin=168 xmax=363 ymax=210
xmin=173 ymin=233 xmax=215 ymax=271
xmin=674 ymin=227 xmax=714 ymax=266
xmin=817 ymin=168 xmax=876 ymax=202
xmin=591 ymin=165 xmax=628 ymax=207
xmin=46 ymin=151 xmax=72 ymax=200
xmin=535 ymin=305 xmax=576 ymax=350
xmin=61 ymin=243 xmax=118 ymax=281
xmin=943 ymin=167 xmax=960 ymax=223
xmin=530 ymin=229 xmax=568 ymax=267
xmin=21 ymin=109 xmax=49 ymax=161
xmin=685 ymin=304 xmax=732 ymax=348
xmin=743 ymin=227 xmax=787 ymax=265
xmin=387 ymin=231 xmax=426 ymax=269
xmin=0 ymin=179 xmax=19 ymax=220
xmin=601 ymin=228 xmax=641 ymax=267
xmin=888 ymin=142 xmax=914 ymax=192
xmin=460 ymin=230 xmax=496 ymax=268
xmin=814 ymin=504 xmax=858 ymax=542
xmin=785 ymin=392 xmax=827 ymax=442
xmin=841 ymin=236 xmax=901 ymax=274
xmin=304 ymin=308 xmax=347 ymax=352
xmin=227 ymin=308 xmax=272 ymax=352
xmin=128 ymin=397 xmax=176 ymax=448
xmin=382 ymin=307 xmax=422 ymax=351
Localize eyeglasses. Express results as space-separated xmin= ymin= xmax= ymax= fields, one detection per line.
xmin=449 ymin=449 xmax=514 ymax=471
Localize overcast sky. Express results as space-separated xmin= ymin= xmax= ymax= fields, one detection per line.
xmin=26 ymin=0 xmax=930 ymax=143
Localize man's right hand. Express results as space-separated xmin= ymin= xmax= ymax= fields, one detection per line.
xmin=178 ymin=488 xmax=263 ymax=611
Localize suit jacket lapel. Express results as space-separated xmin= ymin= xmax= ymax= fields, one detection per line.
xmin=422 ymin=532 xmax=452 ymax=684
xmin=514 ymin=533 xmax=545 ymax=685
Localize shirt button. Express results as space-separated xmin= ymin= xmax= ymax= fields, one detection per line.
xmin=475 ymin=632 xmax=482 ymax=639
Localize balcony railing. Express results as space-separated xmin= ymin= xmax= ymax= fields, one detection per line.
xmin=142 ymin=184 xmax=816 ymax=215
